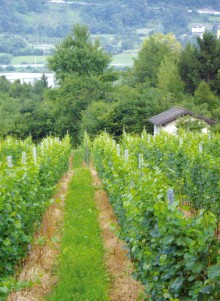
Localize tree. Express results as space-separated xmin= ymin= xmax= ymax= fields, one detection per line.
xmin=194 ymin=81 xmax=219 ymax=112
xmin=109 ymin=85 xmax=178 ymax=135
xmin=178 ymin=43 xmax=199 ymax=93
xmin=45 ymin=74 xmax=113 ymax=145
xmin=179 ymin=32 xmax=220 ymax=94
xmin=196 ymin=32 xmax=220 ymax=93
xmin=176 ymin=116 xmax=209 ymax=133
xmin=80 ymin=101 xmax=115 ymax=139
xmin=0 ymin=76 xmax=53 ymax=140
xmin=0 ymin=55 xmax=12 ymax=65
xmin=0 ymin=76 xmax=11 ymax=93
xmin=33 ymin=74 xmax=48 ymax=98
xmin=48 ymin=24 xmax=112 ymax=81
xmin=82 ymin=84 xmax=178 ymax=137
xmin=157 ymin=55 xmax=184 ymax=98
xmin=133 ymin=33 xmax=181 ymax=86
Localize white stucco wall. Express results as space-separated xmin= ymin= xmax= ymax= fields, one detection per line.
xmin=154 ymin=120 xmax=177 ymax=135
xmin=162 ymin=120 xmax=177 ymax=134
xmin=154 ymin=117 xmax=209 ymax=135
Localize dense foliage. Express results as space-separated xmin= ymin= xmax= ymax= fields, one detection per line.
xmin=133 ymin=33 xmax=181 ymax=86
xmin=0 ymin=75 xmax=54 ymax=140
xmin=121 ymin=131 xmax=220 ymax=218
xmin=0 ymin=0 xmax=44 ymax=34
xmin=92 ymin=131 xmax=220 ymax=300
xmin=1 ymin=24 xmax=220 ymax=144
xmin=48 ymin=25 xmax=111 ymax=80
xmin=0 ymin=135 xmax=71 ymax=298
xmin=179 ymin=32 xmax=220 ymax=94
xmin=81 ymin=0 xmax=219 ymax=36
xmin=0 ymin=0 xmax=200 ymax=35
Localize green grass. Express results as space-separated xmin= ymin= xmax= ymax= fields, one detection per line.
xmin=111 ymin=52 xmax=138 ymax=67
xmin=47 ymin=149 xmax=109 ymax=301
xmin=91 ymin=34 xmax=115 ymax=39
xmin=11 ymin=56 xmax=48 ymax=65
xmin=208 ymin=16 xmax=220 ymax=22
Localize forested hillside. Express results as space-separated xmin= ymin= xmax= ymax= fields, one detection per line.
xmin=0 ymin=0 xmax=44 ymax=33
xmin=0 ymin=0 xmax=219 ymax=36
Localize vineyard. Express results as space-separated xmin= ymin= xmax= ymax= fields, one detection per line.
xmin=0 ymin=135 xmax=71 ymax=297
xmin=93 ymin=131 xmax=220 ymax=301
xmin=1 ymin=131 xmax=220 ymax=300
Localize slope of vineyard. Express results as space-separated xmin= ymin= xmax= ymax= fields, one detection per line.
xmin=93 ymin=131 xmax=220 ymax=301
xmin=121 ymin=131 xmax=220 ymax=219
xmin=0 ymin=135 xmax=71 ymax=298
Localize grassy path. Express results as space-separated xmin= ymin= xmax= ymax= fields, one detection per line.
xmin=47 ymin=150 xmax=109 ymax=301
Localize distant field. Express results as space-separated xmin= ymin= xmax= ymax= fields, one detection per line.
xmin=10 ymin=52 xmax=137 ymax=69
xmin=91 ymin=34 xmax=115 ymax=39
xmin=111 ymin=52 xmax=138 ymax=67
xmin=209 ymin=16 xmax=220 ymax=22
xmin=12 ymin=56 xmax=49 ymax=64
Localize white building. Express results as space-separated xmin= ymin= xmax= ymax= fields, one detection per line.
xmin=192 ymin=25 xmax=205 ymax=38
xmin=0 ymin=72 xmax=56 ymax=87
xmin=197 ymin=9 xmax=220 ymax=15
xmin=148 ymin=107 xmax=214 ymax=135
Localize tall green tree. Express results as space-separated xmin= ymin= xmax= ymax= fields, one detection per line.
xmin=157 ymin=55 xmax=184 ymax=98
xmin=194 ymin=81 xmax=219 ymax=112
xmin=178 ymin=43 xmax=199 ymax=93
xmin=133 ymin=33 xmax=181 ymax=86
xmin=45 ymin=74 xmax=113 ymax=145
xmin=179 ymin=32 xmax=220 ymax=94
xmin=196 ymin=32 xmax=220 ymax=93
xmin=48 ymin=24 xmax=112 ymax=81
xmin=80 ymin=83 xmax=179 ymax=137
xmin=80 ymin=101 xmax=115 ymax=139
xmin=0 ymin=76 xmax=51 ymax=139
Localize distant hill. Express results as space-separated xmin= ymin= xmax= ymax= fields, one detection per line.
xmin=0 ymin=0 xmax=220 ymax=36
xmin=0 ymin=0 xmax=220 ymax=62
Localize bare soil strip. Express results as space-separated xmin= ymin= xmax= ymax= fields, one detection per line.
xmin=90 ymin=165 xmax=144 ymax=301
xmin=8 ymin=157 xmax=74 ymax=301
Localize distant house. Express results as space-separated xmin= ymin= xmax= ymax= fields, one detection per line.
xmin=197 ymin=9 xmax=220 ymax=15
xmin=191 ymin=25 xmax=205 ymax=38
xmin=217 ymin=28 xmax=220 ymax=39
xmin=148 ymin=107 xmax=214 ymax=135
